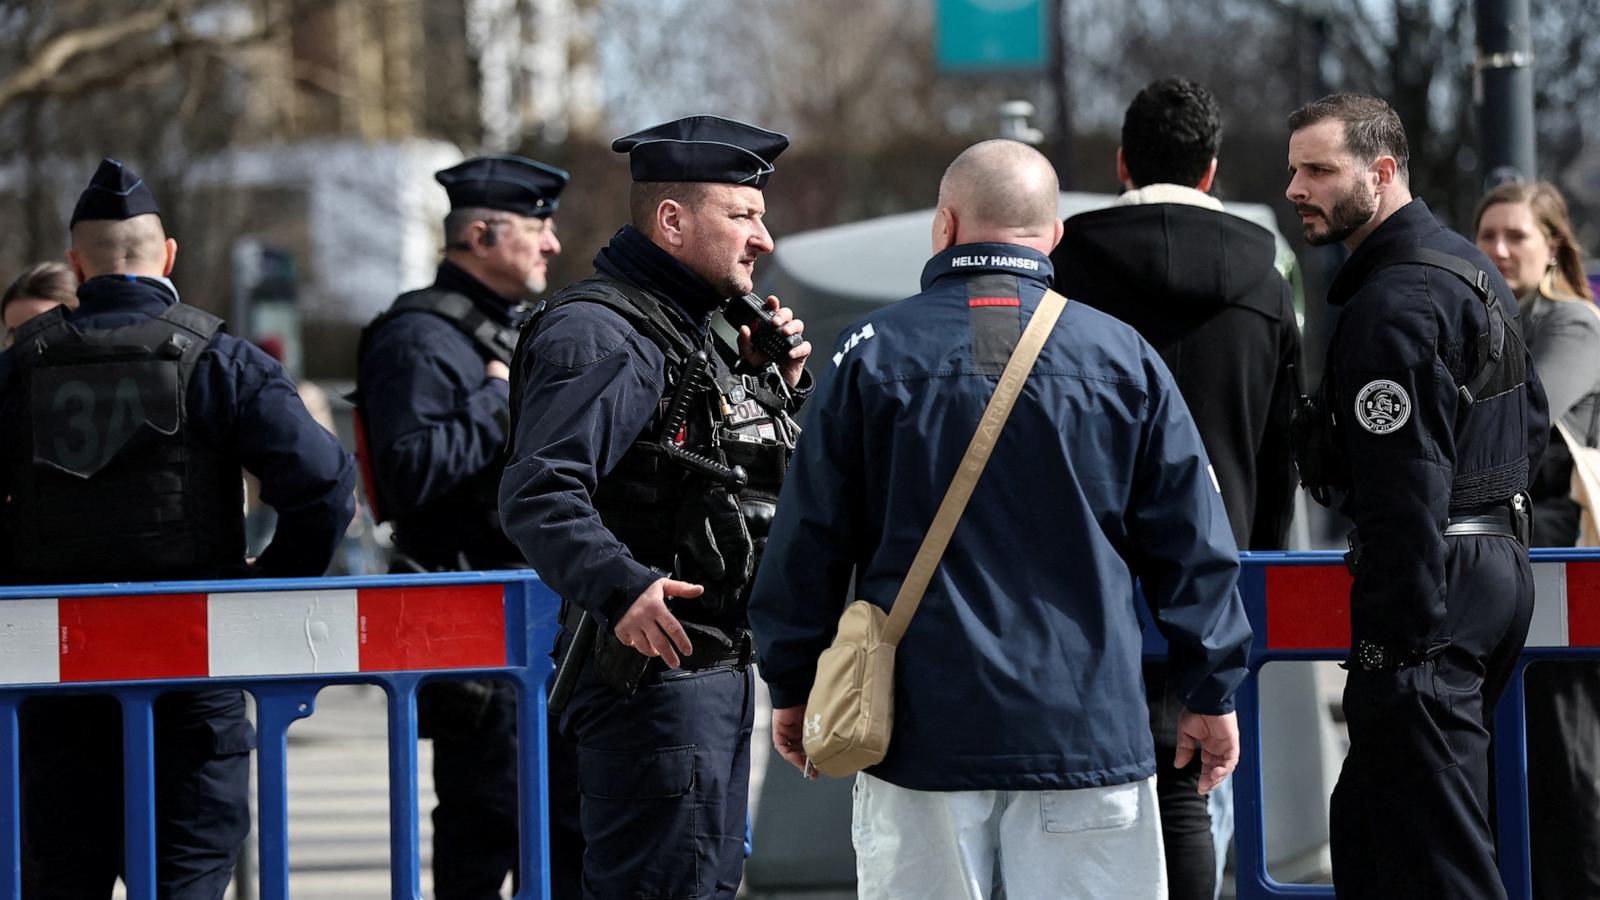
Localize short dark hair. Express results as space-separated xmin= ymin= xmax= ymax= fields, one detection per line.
xmin=1120 ymin=78 xmax=1222 ymax=188
xmin=1288 ymin=93 xmax=1410 ymax=184
xmin=2 ymin=261 xmax=77 ymax=312
xmin=629 ymin=182 xmax=710 ymax=236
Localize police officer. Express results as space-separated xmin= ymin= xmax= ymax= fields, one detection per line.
xmin=355 ymin=155 xmax=575 ymax=898
xmin=3 ymin=159 xmax=355 ymax=899
xmin=1285 ymin=95 xmax=1547 ymax=899
xmin=499 ymin=115 xmax=811 ymax=899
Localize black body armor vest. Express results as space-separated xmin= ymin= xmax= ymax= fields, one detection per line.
xmin=510 ymin=276 xmax=799 ymax=619
xmin=355 ymin=287 xmax=523 ymax=569
xmin=4 ymin=304 xmax=244 ymax=583
xmin=1296 ymin=247 xmax=1532 ymax=509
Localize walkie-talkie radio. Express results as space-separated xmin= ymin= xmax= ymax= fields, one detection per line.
xmin=723 ymin=293 xmax=802 ymax=362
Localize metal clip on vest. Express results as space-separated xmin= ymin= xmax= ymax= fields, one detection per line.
xmin=658 ymin=349 xmax=747 ymax=490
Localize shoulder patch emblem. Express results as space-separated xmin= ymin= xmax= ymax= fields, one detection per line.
xmin=1354 ymin=380 xmax=1411 ymax=434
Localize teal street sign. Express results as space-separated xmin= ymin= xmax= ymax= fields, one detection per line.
xmin=936 ymin=0 xmax=1049 ymax=73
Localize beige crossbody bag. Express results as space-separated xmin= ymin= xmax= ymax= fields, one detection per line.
xmin=800 ymin=289 xmax=1068 ymax=778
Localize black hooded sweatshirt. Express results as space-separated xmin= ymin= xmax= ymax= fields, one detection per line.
xmin=1052 ymin=201 xmax=1302 ymax=551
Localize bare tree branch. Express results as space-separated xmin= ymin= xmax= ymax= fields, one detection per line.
xmin=0 ymin=1 xmax=181 ymax=111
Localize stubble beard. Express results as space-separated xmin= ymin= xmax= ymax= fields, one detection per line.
xmin=1304 ymin=184 xmax=1379 ymax=247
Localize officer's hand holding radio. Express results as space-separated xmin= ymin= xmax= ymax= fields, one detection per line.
xmin=725 ymin=293 xmax=811 ymax=387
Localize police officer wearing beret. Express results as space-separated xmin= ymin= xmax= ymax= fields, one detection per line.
xmin=355 ymin=155 xmax=577 ymax=898
xmin=499 ymin=116 xmax=811 ymax=899
xmin=3 ymin=159 xmax=356 ymax=899
xmin=1285 ymin=95 xmax=1547 ymax=899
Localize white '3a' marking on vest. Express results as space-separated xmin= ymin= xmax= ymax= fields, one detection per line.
xmin=832 ymin=323 xmax=876 ymax=366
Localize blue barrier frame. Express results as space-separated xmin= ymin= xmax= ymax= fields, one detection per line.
xmin=1230 ymin=548 xmax=1595 ymax=900
xmin=0 ymin=570 xmax=562 ymax=900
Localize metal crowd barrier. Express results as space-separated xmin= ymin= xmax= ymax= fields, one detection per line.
xmin=1232 ymin=548 xmax=1600 ymax=900
xmin=0 ymin=570 xmax=561 ymax=900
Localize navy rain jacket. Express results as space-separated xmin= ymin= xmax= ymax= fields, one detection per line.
xmin=749 ymin=244 xmax=1253 ymax=791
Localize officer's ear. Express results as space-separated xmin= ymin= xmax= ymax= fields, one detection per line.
xmin=65 ymin=248 xmax=88 ymax=285
xmin=657 ymin=199 xmax=686 ymax=248
xmin=162 ymin=237 xmax=178 ymax=277
xmin=1048 ymin=218 xmax=1064 ymax=253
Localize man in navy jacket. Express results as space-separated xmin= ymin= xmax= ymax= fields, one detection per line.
xmin=749 ymin=139 xmax=1251 ymax=899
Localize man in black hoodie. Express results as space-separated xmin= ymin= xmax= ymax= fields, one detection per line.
xmin=1051 ymin=77 xmax=1302 ymax=900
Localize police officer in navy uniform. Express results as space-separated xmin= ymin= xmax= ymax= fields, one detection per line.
xmin=355 ymin=155 xmax=576 ymax=898
xmin=499 ymin=116 xmax=811 ymax=899
xmin=3 ymin=159 xmax=355 ymax=899
xmin=1285 ymin=95 xmax=1547 ymax=899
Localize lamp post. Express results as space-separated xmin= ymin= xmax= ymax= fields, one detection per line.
xmin=1475 ymin=0 xmax=1537 ymax=187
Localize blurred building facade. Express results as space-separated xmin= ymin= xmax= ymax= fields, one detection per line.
xmin=0 ymin=0 xmax=604 ymax=377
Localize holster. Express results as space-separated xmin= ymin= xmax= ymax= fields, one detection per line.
xmin=592 ymin=628 xmax=653 ymax=696
xmin=1290 ymin=388 xmax=1348 ymax=508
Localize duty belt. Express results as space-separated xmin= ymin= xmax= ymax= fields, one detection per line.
xmin=1347 ymin=495 xmax=1530 ymax=574
xmin=1441 ymin=505 xmax=1516 ymax=539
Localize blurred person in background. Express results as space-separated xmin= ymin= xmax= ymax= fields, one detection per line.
xmin=1474 ymin=180 xmax=1600 ymax=900
xmin=1052 ymin=77 xmax=1301 ymax=900
xmin=5 ymin=158 xmax=354 ymax=900
xmin=2 ymin=261 xmax=78 ymax=345
xmin=354 ymin=154 xmax=578 ymax=898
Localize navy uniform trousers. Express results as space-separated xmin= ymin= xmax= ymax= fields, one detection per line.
xmin=1330 ymin=534 xmax=1533 ymax=900
xmin=421 ymin=679 xmax=585 ymax=900
xmin=20 ymin=691 xmax=253 ymax=899
xmin=558 ymin=647 xmax=753 ymax=900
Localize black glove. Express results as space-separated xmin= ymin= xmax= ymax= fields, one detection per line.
xmin=676 ymin=487 xmax=755 ymax=608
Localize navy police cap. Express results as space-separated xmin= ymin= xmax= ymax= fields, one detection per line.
xmin=435 ymin=155 xmax=569 ymax=218
xmin=612 ymin=115 xmax=788 ymax=188
xmin=70 ymin=158 xmax=160 ymax=227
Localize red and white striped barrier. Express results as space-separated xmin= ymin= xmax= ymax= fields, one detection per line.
xmin=0 ymin=583 xmax=507 ymax=685
xmin=1261 ymin=560 xmax=1600 ymax=651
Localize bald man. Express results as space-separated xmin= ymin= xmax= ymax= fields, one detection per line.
xmin=749 ymin=140 xmax=1251 ymax=899
xmin=3 ymin=159 xmax=354 ymax=899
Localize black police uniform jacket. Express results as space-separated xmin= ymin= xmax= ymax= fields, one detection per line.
xmin=357 ymin=261 xmax=524 ymax=569
xmin=0 ymin=275 xmax=356 ymax=582
xmin=499 ymin=226 xmax=809 ymax=635
xmin=1321 ymin=199 xmax=1548 ymax=650
xmin=1053 ymin=198 xmax=1302 ymax=552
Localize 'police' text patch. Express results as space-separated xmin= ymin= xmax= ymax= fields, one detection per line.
xmin=1354 ymin=380 xmax=1411 ymax=434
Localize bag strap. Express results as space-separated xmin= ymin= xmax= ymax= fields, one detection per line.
xmin=881 ymin=289 xmax=1068 ymax=646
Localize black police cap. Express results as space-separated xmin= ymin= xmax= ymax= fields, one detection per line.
xmin=611 ymin=115 xmax=788 ymax=188
xmin=435 ymin=155 xmax=569 ymax=218
xmin=70 ymin=158 xmax=160 ymax=227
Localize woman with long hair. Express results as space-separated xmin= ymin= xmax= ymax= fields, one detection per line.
xmin=1475 ymin=180 xmax=1600 ymax=900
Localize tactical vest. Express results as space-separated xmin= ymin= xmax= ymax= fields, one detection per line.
xmin=4 ymin=304 xmax=244 ymax=583
xmin=509 ymin=276 xmax=799 ymax=618
xmin=1312 ymin=248 xmax=1532 ymax=509
xmin=355 ymin=288 xmax=522 ymax=567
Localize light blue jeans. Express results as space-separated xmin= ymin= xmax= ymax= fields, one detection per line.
xmin=852 ymin=773 xmax=1168 ymax=900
